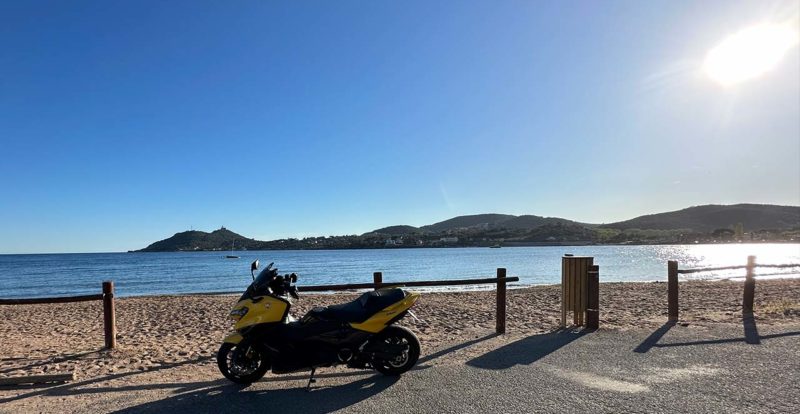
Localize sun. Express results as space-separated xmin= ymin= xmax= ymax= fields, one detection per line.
xmin=703 ymin=23 xmax=799 ymax=86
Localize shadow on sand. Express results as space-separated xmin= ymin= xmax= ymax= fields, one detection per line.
xmin=0 ymin=349 xmax=101 ymax=375
xmin=221 ymin=332 xmax=500 ymax=384
xmin=115 ymin=374 xmax=399 ymax=414
xmin=0 ymin=357 xmax=217 ymax=404
xmin=0 ymin=354 xmax=397 ymax=413
xmin=466 ymin=328 xmax=586 ymax=370
xmin=633 ymin=313 xmax=799 ymax=352
xmin=1 ymin=333 xmax=504 ymax=412
xmin=107 ymin=334 xmax=507 ymax=413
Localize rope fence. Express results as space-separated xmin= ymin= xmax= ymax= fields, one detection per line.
xmin=677 ymin=263 xmax=800 ymax=274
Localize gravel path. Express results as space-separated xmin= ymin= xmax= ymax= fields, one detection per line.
xmin=1 ymin=322 xmax=798 ymax=413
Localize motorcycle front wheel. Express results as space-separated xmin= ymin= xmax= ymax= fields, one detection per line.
xmin=217 ymin=341 xmax=270 ymax=385
xmin=371 ymin=326 xmax=421 ymax=376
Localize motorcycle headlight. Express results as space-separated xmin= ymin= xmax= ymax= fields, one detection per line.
xmin=229 ymin=307 xmax=249 ymax=320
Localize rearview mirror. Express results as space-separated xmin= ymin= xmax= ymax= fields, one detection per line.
xmin=250 ymin=260 xmax=259 ymax=280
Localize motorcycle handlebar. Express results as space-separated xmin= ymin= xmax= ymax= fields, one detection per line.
xmin=267 ymin=272 xmax=300 ymax=299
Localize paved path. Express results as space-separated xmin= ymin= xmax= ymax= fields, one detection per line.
xmin=2 ymin=323 xmax=798 ymax=413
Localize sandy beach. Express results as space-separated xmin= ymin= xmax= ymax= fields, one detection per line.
xmin=1 ymin=279 xmax=799 ymax=381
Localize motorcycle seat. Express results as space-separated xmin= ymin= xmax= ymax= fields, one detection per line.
xmin=308 ymin=288 xmax=406 ymax=323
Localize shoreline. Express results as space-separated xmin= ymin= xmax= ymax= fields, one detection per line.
xmin=1 ymin=240 xmax=797 ymax=255
xmin=7 ymin=275 xmax=800 ymax=301
xmin=132 ymin=239 xmax=800 ymax=253
xmin=126 ymin=274 xmax=800 ymax=299
xmin=1 ymin=279 xmax=798 ymax=381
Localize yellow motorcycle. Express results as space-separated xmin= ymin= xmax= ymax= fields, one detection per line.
xmin=218 ymin=260 xmax=421 ymax=386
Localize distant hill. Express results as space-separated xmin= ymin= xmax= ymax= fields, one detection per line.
xmin=138 ymin=227 xmax=260 ymax=252
xmin=136 ymin=204 xmax=800 ymax=251
xmin=368 ymin=225 xmax=420 ymax=235
xmin=603 ymin=204 xmax=800 ymax=232
xmin=525 ymin=222 xmax=596 ymax=241
xmin=420 ymin=214 xmax=516 ymax=233
xmin=501 ymin=215 xmax=586 ymax=229
xmin=370 ymin=214 xmax=585 ymax=234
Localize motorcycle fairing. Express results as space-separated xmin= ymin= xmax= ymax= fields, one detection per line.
xmin=223 ymin=332 xmax=243 ymax=344
xmin=349 ymin=292 xmax=420 ymax=333
xmin=231 ymin=295 xmax=290 ymax=330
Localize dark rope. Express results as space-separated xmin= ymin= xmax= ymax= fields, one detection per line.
xmin=678 ymin=263 xmax=800 ymax=274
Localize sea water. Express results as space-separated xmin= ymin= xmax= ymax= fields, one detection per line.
xmin=0 ymin=244 xmax=798 ymax=298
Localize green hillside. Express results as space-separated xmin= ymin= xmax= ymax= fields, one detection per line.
xmin=603 ymin=204 xmax=800 ymax=232
xmin=138 ymin=227 xmax=260 ymax=252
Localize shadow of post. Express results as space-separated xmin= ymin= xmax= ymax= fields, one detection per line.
xmin=466 ymin=329 xmax=585 ymax=370
xmin=743 ymin=312 xmax=760 ymax=345
xmin=640 ymin=312 xmax=800 ymax=349
xmin=417 ymin=333 xmax=499 ymax=366
xmin=633 ymin=321 xmax=676 ymax=353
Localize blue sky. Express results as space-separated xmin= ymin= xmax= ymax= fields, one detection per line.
xmin=1 ymin=0 xmax=798 ymax=253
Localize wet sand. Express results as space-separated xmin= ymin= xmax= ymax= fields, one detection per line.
xmin=1 ymin=279 xmax=798 ymax=380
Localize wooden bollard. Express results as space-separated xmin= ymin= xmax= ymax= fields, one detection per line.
xmin=667 ymin=260 xmax=679 ymax=322
xmin=102 ymin=281 xmax=116 ymax=349
xmin=373 ymin=272 xmax=382 ymax=290
xmin=586 ymin=265 xmax=600 ymax=330
xmin=496 ymin=268 xmax=507 ymax=334
xmin=743 ymin=256 xmax=756 ymax=313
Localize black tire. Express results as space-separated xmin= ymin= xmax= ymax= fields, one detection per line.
xmin=371 ymin=326 xmax=421 ymax=376
xmin=217 ymin=341 xmax=270 ymax=385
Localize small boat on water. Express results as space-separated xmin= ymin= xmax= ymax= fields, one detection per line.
xmin=225 ymin=240 xmax=239 ymax=258
xmin=490 ymin=244 xmax=502 ymax=248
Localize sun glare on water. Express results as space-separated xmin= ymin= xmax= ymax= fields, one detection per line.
xmin=703 ymin=23 xmax=799 ymax=86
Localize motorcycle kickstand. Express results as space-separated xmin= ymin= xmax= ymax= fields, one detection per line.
xmin=306 ymin=367 xmax=316 ymax=392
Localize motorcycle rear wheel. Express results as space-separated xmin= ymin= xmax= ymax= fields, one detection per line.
xmin=371 ymin=326 xmax=421 ymax=376
xmin=217 ymin=341 xmax=270 ymax=385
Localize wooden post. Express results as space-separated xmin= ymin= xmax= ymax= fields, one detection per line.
xmin=373 ymin=272 xmax=383 ymax=290
xmin=102 ymin=281 xmax=116 ymax=349
xmin=743 ymin=256 xmax=756 ymax=313
xmin=579 ymin=263 xmax=588 ymax=326
xmin=586 ymin=265 xmax=599 ymax=330
xmin=561 ymin=256 xmax=568 ymax=327
xmin=496 ymin=268 xmax=507 ymax=334
xmin=668 ymin=260 xmax=679 ymax=322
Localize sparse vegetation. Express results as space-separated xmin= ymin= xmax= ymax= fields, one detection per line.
xmin=760 ymin=300 xmax=800 ymax=317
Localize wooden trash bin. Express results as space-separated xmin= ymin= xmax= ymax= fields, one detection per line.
xmin=561 ymin=255 xmax=594 ymax=327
